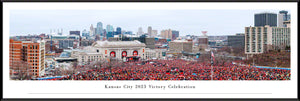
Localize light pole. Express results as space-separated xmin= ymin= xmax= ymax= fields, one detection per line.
xmin=211 ymin=62 xmax=213 ymax=81
xmin=211 ymin=51 xmax=214 ymax=81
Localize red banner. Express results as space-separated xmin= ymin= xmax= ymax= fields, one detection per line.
xmin=133 ymin=51 xmax=138 ymax=56
xmin=122 ymin=51 xmax=127 ymax=57
xmin=110 ymin=51 xmax=116 ymax=57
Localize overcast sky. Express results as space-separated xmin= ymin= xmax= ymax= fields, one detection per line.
xmin=9 ymin=9 xmax=290 ymax=36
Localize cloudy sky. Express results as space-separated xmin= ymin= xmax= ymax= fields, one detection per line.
xmin=10 ymin=9 xmax=290 ymax=36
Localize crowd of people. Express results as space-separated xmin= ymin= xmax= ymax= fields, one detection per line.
xmin=50 ymin=59 xmax=290 ymax=80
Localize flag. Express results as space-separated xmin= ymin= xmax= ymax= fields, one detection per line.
xmin=211 ymin=51 xmax=215 ymax=64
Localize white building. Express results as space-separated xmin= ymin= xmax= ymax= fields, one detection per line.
xmin=137 ymin=27 xmax=144 ymax=36
xmin=278 ymin=10 xmax=291 ymax=27
xmin=38 ymin=40 xmax=46 ymax=76
xmin=245 ymin=25 xmax=290 ymax=54
xmin=73 ymin=40 xmax=147 ymax=64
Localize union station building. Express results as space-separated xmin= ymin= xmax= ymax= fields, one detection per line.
xmin=72 ymin=40 xmax=147 ymax=65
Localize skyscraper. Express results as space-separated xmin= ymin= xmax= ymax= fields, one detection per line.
xmin=89 ymin=24 xmax=95 ymax=37
xmin=245 ymin=25 xmax=290 ymax=54
xmin=103 ymin=29 xmax=107 ymax=39
xmin=116 ymin=27 xmax=122 ymax=35
xmin=278 ymin=10 xmax=291 ymax=27
xmin=106 ymin=24 xmax=114 ymax=33
xmin=148 ymin=26 xmax=152 ymax=37
xmin=107 ymin=32 xmax=114 ymax=39
xmin=254 ymin=12 xmax=277 ymax=27
xmin=160 ymin=29 xmax=172 ymax=39
xmin=96 ymin=22 xmax=103 ymax=36
xmin=137 ymin=27 xmax=144 ymax=36
xmin=82 ymin=29 xmax=89 ymax=38
xmin=171 ymin=30 xmax=179 ymax=40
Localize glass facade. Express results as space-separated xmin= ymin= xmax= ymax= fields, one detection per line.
xmin=254 ymin=13 xmax=277 ymax=27
xmin=116 ymin=27 xmax=122 ymax=35
xmin=96 ymin=22 xmax=103 ymax=36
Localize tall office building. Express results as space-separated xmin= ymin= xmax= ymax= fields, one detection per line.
xmin=148 ymin=26 xmax=152 ymax=37
xmin=227 ymin=33 xmax=245 ymax=48
xmin=278 ymin=10 xmax=291 ymax=27
xmin=160 ymin=29 xmax=172 ymax=39
xmin=107 ymin=32 xmax=114 ymax=39
xmin=116 ymin=27 xmax=122 ymax=35
xmin=245 ymin=25 xmax=290 ymax=54
xmin=171 ymin=30 xmax=179 ymax=40
xmin=90 ymin=24 xmax=95 ymax=37
xmin=103 ymin=29 xmax=107 ymax=39
xmin=10 ymin=39 xmax=45 ymax=77
xmin=106 ymin=24 xmax=114 ymax=33
xmin=137 ymin=27 xmax=144 ymax=36
xmin=82 ymin=29 xmax=89 ymax=38
xmin=96 ymin=22 xmax=103 ymax=36
xmin=254 ymin=12 xmax=277 ymax=27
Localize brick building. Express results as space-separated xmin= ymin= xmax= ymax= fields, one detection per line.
xmin=10 ymin=39 xmax=45 ymax=78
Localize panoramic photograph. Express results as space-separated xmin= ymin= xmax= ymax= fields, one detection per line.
xmin=9 ymin=9 xmax=291 ymax=80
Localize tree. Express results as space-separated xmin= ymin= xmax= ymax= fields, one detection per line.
xmin=232 ymin=47 xmax=245 ymax=56
xmin=218 ymin=46 xmax=231 ymax=54
xmin=53 ymin=67 xmax=62 ymax=76
xmin=11 ymin=61 xmax=33 ymax=80
xmin=94 ymin=59 xmax=104 ymax=70
xmin=71 ymin=61 xmax=79 ymax=74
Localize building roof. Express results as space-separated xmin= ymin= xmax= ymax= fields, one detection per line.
xmin=92 ymin=40 xmax=146 ymax=48
xmin=172 ymin=40 xmax=190 ymax=43
xmin=255 ymin=12 xmax=277 ymax=15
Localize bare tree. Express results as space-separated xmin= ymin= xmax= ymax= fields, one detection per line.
xmin=108 ymin=57 xmax=113 ymax=76
xmin=232 ymin=47 xmax=245 ymax=56
xmin=53 ymin=65 xmax=63 ymax=76
xmin=11 ymin=61 xmax=33 ymax=80
xmin=70 ymin=61 xmax=80 ymax=74
xmin=93 ymin=60 xmax=104 ymax=70
xmin=218 ymin=46 xmax=231 ymax=54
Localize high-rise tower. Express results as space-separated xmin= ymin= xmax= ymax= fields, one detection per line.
xmin=96 ymin=22 xmax=103 ymax=36
xmin=254 ymin=12 xmax=277 ymax=27
xmin=147 ymin=26 xmax=152 ymax=37
xmin=278 ymin=10 xmax=291 ymax=27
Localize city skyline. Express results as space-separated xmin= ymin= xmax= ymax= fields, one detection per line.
xmin=10 ymin=9 xmax=290 ymax=36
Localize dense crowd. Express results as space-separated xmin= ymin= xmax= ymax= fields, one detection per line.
xmin=52 ymin=59 xmax=290 ymax=80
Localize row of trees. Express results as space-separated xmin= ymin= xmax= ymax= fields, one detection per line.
xmin=217 ymin=46 xmax=245 ymax=57
xmin=243 ymin=50 xmax=290 ymax=67
xmin=61 ymin=57 xmax=126 ymax=76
